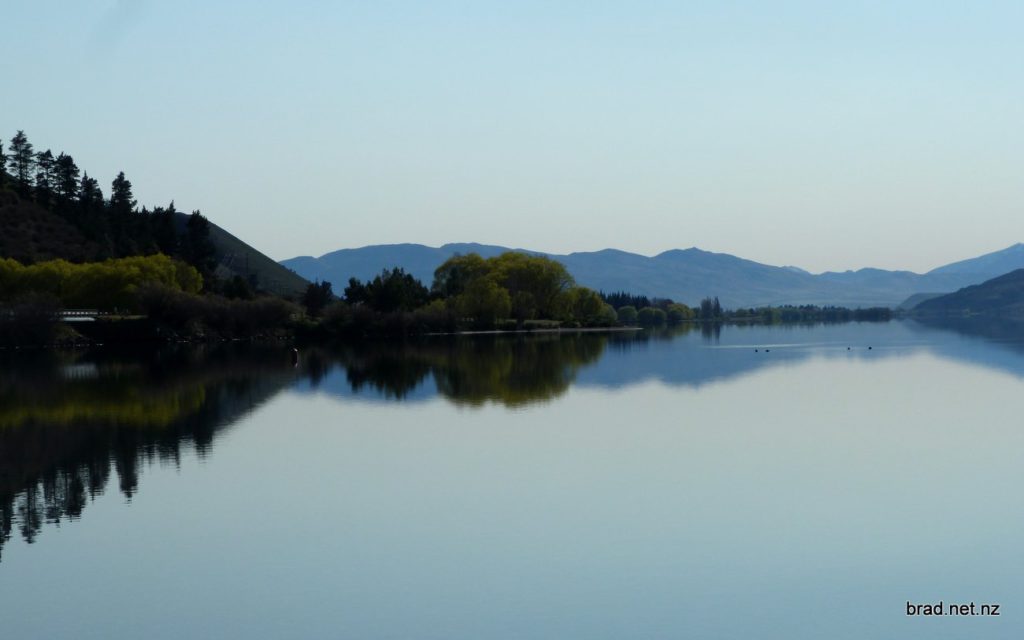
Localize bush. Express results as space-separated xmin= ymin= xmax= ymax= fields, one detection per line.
xmin=138 ymin=283 xmax=300 ymax=338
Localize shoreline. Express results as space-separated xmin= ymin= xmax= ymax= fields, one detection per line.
xmin=428 ymin=326 xmax=644 ymax=336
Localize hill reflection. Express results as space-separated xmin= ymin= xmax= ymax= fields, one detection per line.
xmin=0 ymin=345 xmax=299 ymax=561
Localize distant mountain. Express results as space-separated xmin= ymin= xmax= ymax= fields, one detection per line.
xmin=913 ymin=269 xmax=1024 ymax=316
xmin=928 ymin=243 xmax=1024 ymax=276
xmin=284 ymin=243 xmax=520 ymax=288
xmin=281 ymin=243 xmax=1024 ymax=309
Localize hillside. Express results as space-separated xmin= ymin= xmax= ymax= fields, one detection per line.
xmin=282 ymin=243 xmax=1024 ymax=308
xmin=897 ymin=292 xmax=946 ymax=310
xmin=0 ymin=191 xmax=102 ymax=262
xmin=913 ymin=269 xmax=1024 ymax=316
xmin=199 ymin=217 xmax=309 ymax=298
xmin=0 ymin=189 xmax=307 ymax=298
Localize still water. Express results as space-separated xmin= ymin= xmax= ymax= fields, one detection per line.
xmin=1 ymin=319 xmax=1022 ymax=639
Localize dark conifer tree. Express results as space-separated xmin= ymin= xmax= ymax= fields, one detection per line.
xmin=54 ymin=153 xmax=80 ymax=210
xmin=108 ymin=171 xmax=137 ymax=255
xmin=34 ymin=149 xmax=55 ymax=208
xmin=0 ymin=140 xmax=6 ymax=186
xmin=182 ymin=210 xmax=217 ymax=278
xmin=152 ymin=201 xmax=180 ymax=255
xmin=7 ymin=131 xmax=35 ymax=196
xmin=79 ymin=173 xmax=104 ymax=211
xmin=109 ymin=171 xmax=135 ymax=215
xmin=53 ymin=153 xmax=80 ymax=221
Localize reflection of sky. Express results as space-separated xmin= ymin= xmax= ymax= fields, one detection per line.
xmin=294 ymin=321 xmax=1024 ymax=408
xmin=3 ymin=336 xmax=1021 ymax=639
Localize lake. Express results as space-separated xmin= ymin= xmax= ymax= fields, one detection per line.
xmin=1 ymin=319 xmax=1022 ymax=639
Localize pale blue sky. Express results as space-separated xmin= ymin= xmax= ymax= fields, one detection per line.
xmin=3 ymin=1 xmax=1022 ymax=272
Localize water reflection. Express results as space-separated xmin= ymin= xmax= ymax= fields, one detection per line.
xmin=306 ymin=333 xmax=609 ymax=407
xmin=2 ymin=317 xmax=1024 ymax=563
xmin=0 ymin=345 xmax=299 ymax=561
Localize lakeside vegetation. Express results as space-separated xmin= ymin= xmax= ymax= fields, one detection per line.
xmin=2 ymin=129 xmax=891 ymax=347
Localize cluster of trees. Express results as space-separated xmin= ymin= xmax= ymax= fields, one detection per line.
xmin=613 ymin=302 xmax=696 ymax=327
xmin=137 ymin=284 xmax=300 ymax=338
xmin=305 ymin=253 xmax=621 ymax=337
xmin=600 ymin=292 xmax=891 ymax=327
xmin=1 ymin=130 xmax=217 ymax=281
xmin=431 ymin=252 xmax=614 ymax=327
xmin=728 ymin=305 xmax=892 ymax=323
xmin=0 ymin=254 xmax=201 ymax=309
xmin=0 ymin=253 xmax=301 ymax=345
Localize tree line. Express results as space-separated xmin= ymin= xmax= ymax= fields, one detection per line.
xmin=302 ymin=252 xmax=622 ymax=337
xmin=1 ymin=130 xmax=217 ymax=281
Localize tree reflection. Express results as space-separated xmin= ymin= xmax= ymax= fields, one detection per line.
xmin=0 ymin=345 xmax=298 ymax=561
xmin=320 ymin=332 xmax=610 ymax=407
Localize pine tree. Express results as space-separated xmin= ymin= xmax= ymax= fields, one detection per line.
xmin=0 ymin=140 xmax=6 ymax=187
xmin=79 ymin=172 xmax=103 ymax=209
xmin=7 ymin=131 xmax=35 ymax=195
xmin=54 ymin=152 xmax=80 ymax=206
xmin=152 ymin=201 xmax=179 ymax=255
xmin=182 ymin=210 xmax=217 ymax=277
xmin=110 ymin=171 xmax=136 ymax=215
xmin=34 ymin=149 xmax=55 ymax=208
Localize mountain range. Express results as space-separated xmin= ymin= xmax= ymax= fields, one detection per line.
xmin=281 ymin=243 xmax=1024 ymax=309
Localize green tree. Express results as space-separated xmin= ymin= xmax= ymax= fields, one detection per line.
xmin=637 ymin=306 xmax=667 ymax=327
xmin=343 ymin=277 xmax=367 ymax=304
xmin=488 ymin=252 xmax=574 ymax=319
xmin=617 ymin=305 xmax=638 ymax=325
xmin=432 ymin=253 xmax=489 ymax=298
xmin=596 ymin=303 xmax=618 ymax=326
xmin=364 ymin=268 xmax=429 ymax=312
xmin=7 ymin=131 xmax=35 ymax=195
xmin=666 ymin=302 xmax=694 ymax=326
xmin=510 ymin=291 xmax=537 ymax=323
xmin=566 ymin=287 xmax=605 ymax=325
xmin=455 ymin=278 xmax=510 ymax=327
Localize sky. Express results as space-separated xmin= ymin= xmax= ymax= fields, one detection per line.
xmin=2 ymin=1 xmax=1022 ymax=273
